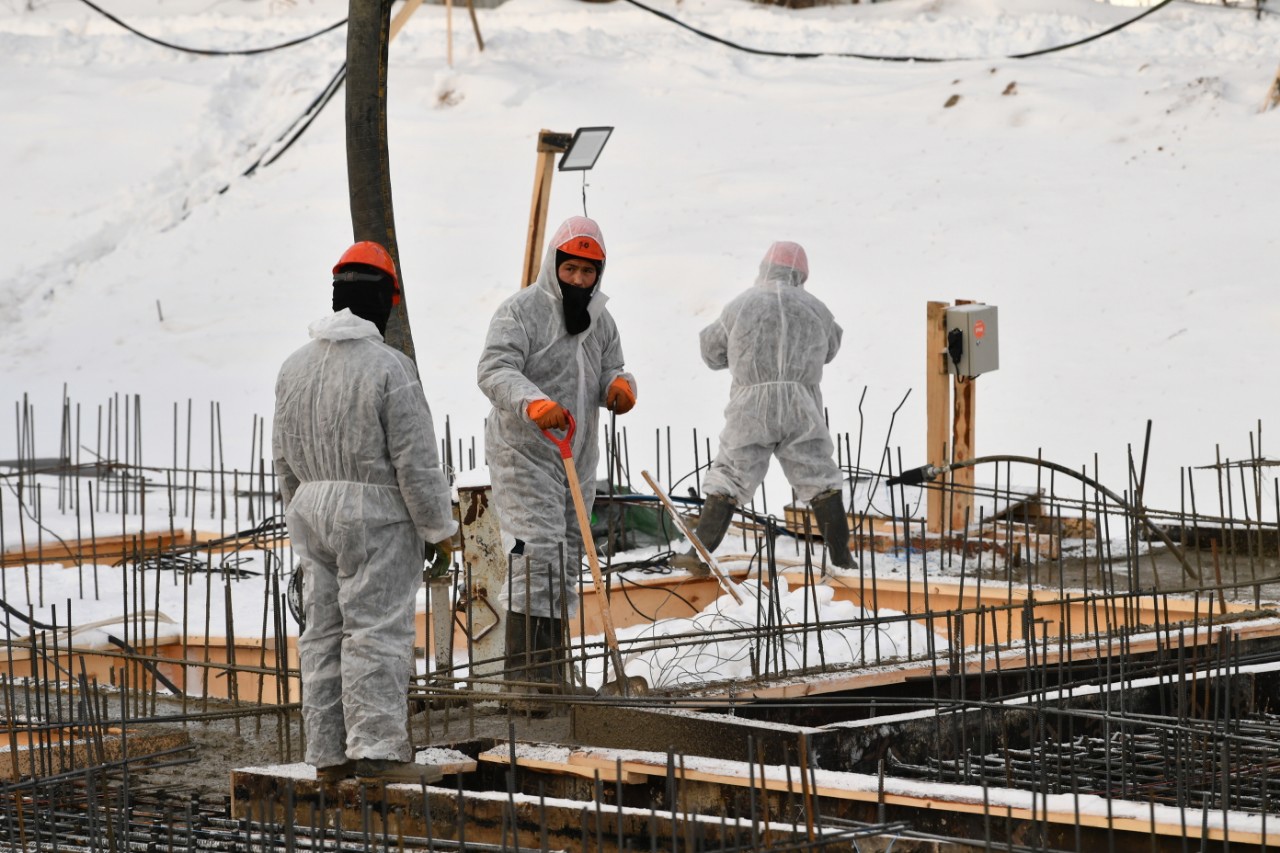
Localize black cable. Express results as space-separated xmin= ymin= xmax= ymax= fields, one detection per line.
xmin=620 ymin=0 xmax=1178 ymax=63
xmin=241 ymin=62 xmax=347 ymax=178
xmin=73 ymin=0 xmax=346 ymax=56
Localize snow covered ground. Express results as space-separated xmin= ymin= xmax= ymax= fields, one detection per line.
xmin=2 ymin=0 xmax=1278 ymax=514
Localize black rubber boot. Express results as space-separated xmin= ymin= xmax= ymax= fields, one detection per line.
xmin=669 ymin=493 xmax=736 ymax=577
xmin=504 ymin=611 xmax=566 ymax=715
xmin=811 ymin=488 xmax=856 ymax=571
xmin=504 ymin=611 xmax=564 ymax=688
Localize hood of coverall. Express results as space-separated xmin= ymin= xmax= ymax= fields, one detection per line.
xmin=534 ymin=217 xmax=611 ymax=332
xmin=755 ymin=241 xmax=809 ymax=288
xmin=308 ymin=308 xmax=384 ymax=342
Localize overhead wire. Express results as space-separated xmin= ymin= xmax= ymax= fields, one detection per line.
xmin=75 ymin=0 xmax=1190 ymax=181
xmin=72 ymin=0 xmax=347 ymax=56
xmin=619 ymin=0 xmax=1180 ymax=62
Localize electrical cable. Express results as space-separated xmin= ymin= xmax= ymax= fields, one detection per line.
xmin=73 ymin=0 xmax=346 ymax=56
xmin=242 ymin=63 xmax=347 ymax=176
xmin=619 ymin=0 xmax=1178 ymax=63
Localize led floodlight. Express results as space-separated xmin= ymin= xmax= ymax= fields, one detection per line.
xmin=557 ymin=126 xmax=614 ymax=171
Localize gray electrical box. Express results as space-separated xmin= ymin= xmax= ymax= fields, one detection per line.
xmin=944 ymin=304 xmax=999 ymax=378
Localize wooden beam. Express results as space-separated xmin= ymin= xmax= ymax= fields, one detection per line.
xmin=521 ymin=138 xmax=558 ymax=287
xmin=478 ymin=743 xmax=644 ymax=783
xmin=925 ymin=302 xmax=949 ymax=534
xmin=1262 ymin=62 xmax=1280 ymax=112
xmin=950 ymin=298 xmax=976 ymax=531
xmin=388 ymin=0 xmax=425 ymax=40
xmin=567 ymin=746 xmax=1270 ymax=847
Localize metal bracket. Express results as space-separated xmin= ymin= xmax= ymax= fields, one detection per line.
xmin=454 ymin=588 xmax=500 ymax=642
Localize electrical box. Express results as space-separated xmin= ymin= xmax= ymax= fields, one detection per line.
xmin=944 ymin=304 xmax=999 ymax=378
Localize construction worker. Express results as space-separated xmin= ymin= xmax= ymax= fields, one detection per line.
xmin=477 ymin=216 xmax=636 ymax=692
xmin=671 ymin=241 xmax=855 ymax=575
xmin=273 ymin=241 xmax=458 ymax=783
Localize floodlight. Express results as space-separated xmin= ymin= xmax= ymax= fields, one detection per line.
xmin=557 ymin=126 xmax=614 ymax=171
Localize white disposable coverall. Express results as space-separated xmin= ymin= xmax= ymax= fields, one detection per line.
xmin=477 ymin=217 xmax=635 ymax=619
xmin=699 ymin=244 xmax=844 ymax=506
xmin=273 ymin=309 xmax=457 ymax=768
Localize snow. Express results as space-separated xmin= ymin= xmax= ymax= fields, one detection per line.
xmin=608 ymin=575 xmax=950 ymax=689
xmin=2 ymin=0 xmax=1277 ymax=516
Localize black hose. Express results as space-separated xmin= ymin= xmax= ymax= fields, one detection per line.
xmin=620 ymin=0 xmax=1178 ymax=63
xmin=950 ymin=453 xmax=1199 ymax=581
xmin=346 ymin=0 xmax=417 ymax=360
xmin=74 ymin=0 xmax=346 ymax=56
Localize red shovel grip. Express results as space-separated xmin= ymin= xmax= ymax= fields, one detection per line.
xmin=540 ymin=411 xmax=576 ymax=459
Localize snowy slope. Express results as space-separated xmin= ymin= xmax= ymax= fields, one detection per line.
xmin=2 ymin=0 xmax=1278 ymax=509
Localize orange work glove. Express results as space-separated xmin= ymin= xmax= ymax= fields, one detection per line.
xmin=605 ymin=377 xmax=635 ymax=414
xmin=527 ymin=399 xmax=569 ymax=430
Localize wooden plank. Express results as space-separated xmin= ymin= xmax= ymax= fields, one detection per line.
xmin=925 ymin=301 xmax=950 ymax=535
xmin=0 ymin=530 xmax=201 ymax=567
xmin=688 ymin=611 xmax=1272 ymax=702
xmin=570 ymin=747 xmax=1267 ymax=846
xmin=780 ymin=506 xmax=1057 ymax=559
xmin=478 ymin=744 xmax=644 ymax=784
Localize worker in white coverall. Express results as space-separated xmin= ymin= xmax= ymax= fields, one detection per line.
xmin=477 ymin=216 xmax=636 ymax=692
xmin=671 ymin=241 xmax=856 ymax=576
xmin=273 ymin=241 xmax=458 ymax=784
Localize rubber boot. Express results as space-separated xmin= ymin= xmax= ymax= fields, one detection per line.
xmin=355 ymin=758 xmax=444 ymax=785
xmin=504 ymin=611 xmax=565 ymax=715
xmin=811 ymin=488 xmax=856 ymax=572
xmin=505 ymin=611 xmax=563 ymax=687
xmin=669 ymin=493 xmax=736 ymax=577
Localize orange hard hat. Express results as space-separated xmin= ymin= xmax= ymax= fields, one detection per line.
xmin=333 ymin=241 xmax=401 ymax=306
xmin=557 ymin=234 xmax=605 ymax=262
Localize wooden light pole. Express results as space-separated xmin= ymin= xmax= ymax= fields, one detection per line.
xmin=520 ymin=130 xmax=574 ymax=287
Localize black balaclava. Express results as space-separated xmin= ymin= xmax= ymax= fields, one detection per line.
xmin=332 ymin=263 xmax=395 ymax=337
xmin=555 ymin=249 xmax=603 ymax=335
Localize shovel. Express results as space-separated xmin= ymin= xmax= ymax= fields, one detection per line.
xmin=541 ymin=412 xmax=644 ymax=697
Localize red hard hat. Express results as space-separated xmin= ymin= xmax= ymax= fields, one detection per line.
xmin=761 ymin=241 xmax=808 ymax=282
xmin=333 ymin=241 xmax=401 ymax=306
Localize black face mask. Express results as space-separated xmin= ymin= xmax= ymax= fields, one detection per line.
xmin=333 ymin=278 xmax=393 ymax=337
xmin=558 ymin=280 xmax=597 ymax=335
xmin=555 ymin=250 xmax=602 ymax=335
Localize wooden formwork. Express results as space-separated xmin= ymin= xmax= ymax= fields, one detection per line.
xmin=0 ymin=724 xmax=190 ymax=781
xmin=2 ymin=566 xmax=1255 ymax=704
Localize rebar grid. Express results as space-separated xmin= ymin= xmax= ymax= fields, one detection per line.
xmin=3 ymin=393 xmax=1280 ymax=850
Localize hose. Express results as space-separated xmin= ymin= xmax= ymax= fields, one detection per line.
xmin=619 ymin=0 xmax=1178 ymax=63
xmin=73 ymin=0 xmax=346 ymax=56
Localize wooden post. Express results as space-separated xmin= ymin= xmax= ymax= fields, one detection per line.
xmin=1262 ymin=62 xmax=1280 ymax=112
xmin=520 ymin=131 xmax=566 ymax=287
xmin=950 ymin=299 xmax=976 ymax=531
xmin=465 ymin=0 xmax=485 ymax=51
xmin=445 ymin=0 xmax=454 ymax=67
xmin=388 ymin=0 xmax=425 ymax=40
xmin=925 ymin=302 xmax=950 ymax=534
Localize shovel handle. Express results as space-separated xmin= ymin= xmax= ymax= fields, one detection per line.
xmin=540 ymin=411 xmax=576 ymax=459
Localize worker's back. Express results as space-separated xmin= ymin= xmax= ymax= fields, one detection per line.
xmin=701 ymin=278 xmax=842 ymax=391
